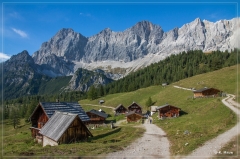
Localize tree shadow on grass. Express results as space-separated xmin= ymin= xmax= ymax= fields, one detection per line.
xmin=89 ymin=127 xmax=121 ymax=141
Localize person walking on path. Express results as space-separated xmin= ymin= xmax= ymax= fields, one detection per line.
xmin=149 ymin=116 xmax=153 ymax=124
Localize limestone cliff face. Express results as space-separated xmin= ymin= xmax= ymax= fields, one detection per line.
xmin=32 ymin=18 xmax=240 ymax=77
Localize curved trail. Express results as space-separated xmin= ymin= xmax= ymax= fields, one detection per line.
xmin=183 ymin=94 xmax=240 ymax=159
xmin=106 ymin=123 xmax=170 ymax=159
xmin=84 ymin=87 xmax=239 ymax=158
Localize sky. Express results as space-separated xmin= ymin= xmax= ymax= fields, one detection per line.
xmin=0 ymin=0 xmax=239 ymax=61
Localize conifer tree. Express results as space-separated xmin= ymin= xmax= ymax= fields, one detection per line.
xmin=146 ymin=97 xmax=153 ymax=108
xmin=10 ymin=108 xmax=20 ymax=129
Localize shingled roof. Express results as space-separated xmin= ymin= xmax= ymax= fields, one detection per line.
xmin=127 ymin=102 xmax=142 ymax=109
xmin=114 ymin=104 xmax=127 ymax=111
xmin=193 ymin=87 xmax=220 ymax=93
xmin=156 ymin=104 xmax=180 ymax=110
xmin=31 ymin=102 xmax=90 ymax=122
xmin=125 ymin=111 xmax=142 ymax=117
xmin=39 ymin=111 xmax=92 ymax=142
xmin=87 ymin=109 xmax=108 ymax=118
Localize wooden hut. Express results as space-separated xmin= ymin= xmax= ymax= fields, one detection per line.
xmin=39 ymin=111 xmax=93 ymax=147
xmin=127 ymin=102 xmax=142 ymax=114
xmin=162 ymin=83 xmax=168 ymax=87
xmin=86 ymin=109 xmax=108 ymax=124
xmin=125 ymin=111 xmax=143 ymax=122
xmin=193 ymin=87 xmax=221 ymax=98
xmin=29 ymin=102 xmax=90 ymax=142
xmin=99 ymin=100 xmax=105 ymax=105
xmin=114 ymin=104 xmax=127 ymax=114
xmin=156 ymin=104 xmax=181 ymax=119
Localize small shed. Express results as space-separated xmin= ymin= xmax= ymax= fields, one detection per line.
xmin=128 ymin=102 xmax=142 ymax=114
xmin=39 ymin=111 xmax=93 ymax=147
xmin=150 ymin=106 xmax=158 ymax=116
xmin=114 ymin=104 xmax=127 ymax=114
xmin=99 ymin=100 xmax=105 ymax=105
xmin=156 ymin=104 xmax=181 ymax=119
xmin=86 ymin=109 xmax=108 ymax=124
xmin=125 ymin=111 xmax=143 ymax=122
xmin=162 ymin=83 xmax=168 ymax=87
xmin=193 ymin=87 xmax=221 ymax=98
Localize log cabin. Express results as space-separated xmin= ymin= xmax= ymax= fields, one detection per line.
xmin=29 ymin=102 xmax=90 ymax=142
xmin=127 ymin=102 xmax=142 ymax=114
xmin=193 ymin=87 xmax=221 ymax=98
xmin=156 ymin=104 xmax=181 ymax=119
xmin=39 ymin=111 xmax=93 ymax=147
xmin=114 ymin=104 xmax=127 ymax=114
xmin=125 ymin=111 xmax=143 ymax=122
xmin=86 ymin=109 xmax=108 ymax=124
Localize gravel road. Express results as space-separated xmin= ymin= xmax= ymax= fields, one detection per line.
xmin=106 ymin=94 xmax=239 ymax=159
xmin=106 ymin=122 xmax=170 ymax=159
xmin=182 ymin=94 xmax=240 ymax=159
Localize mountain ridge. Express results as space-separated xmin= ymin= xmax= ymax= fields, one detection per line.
xmin=31 ymin=17 xmax=240 ymax=78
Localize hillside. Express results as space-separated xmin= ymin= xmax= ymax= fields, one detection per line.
xmin=80 ymin=64 xmax=239 ymax=109
xmin=80 ymin=64 xmax=239 ymax=155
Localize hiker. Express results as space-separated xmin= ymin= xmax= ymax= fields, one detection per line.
xmin=149 ymin=117 xmax=153 ymax=124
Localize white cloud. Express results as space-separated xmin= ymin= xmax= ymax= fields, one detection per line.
xmin=79 ymin=12 xmax=92 ymax=17
xmin=11 ymin=28 xmax=28 ymax=38
xmin=0 ymin=52 xmax=11 ymax=62
xmin=9 ymin=12 xmax=23 ymax=20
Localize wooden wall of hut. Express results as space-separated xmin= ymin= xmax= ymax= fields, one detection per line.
xmin=127 ymin=114 xmax=142 ymax=122
xmin=58 ymin=117 xmax=88 ymax=144
xmin=158 ymin=106 xmax=180 ymax=118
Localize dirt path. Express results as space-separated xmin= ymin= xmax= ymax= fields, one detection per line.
xmin=106 ymin=122 xmax=170 ymax=159
xmin=183 ymin=94 xmax=240 ymax=159
xmin=173 ymin=85 xmax=193 ymax=91
xmin=82 ymin=104 xmax=115 ymax=110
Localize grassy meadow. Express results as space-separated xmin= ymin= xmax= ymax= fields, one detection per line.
xmin=79 ymin=64 xmax=239 ymax=155
xmin=1 ymin=119 xmax=145 ymax=157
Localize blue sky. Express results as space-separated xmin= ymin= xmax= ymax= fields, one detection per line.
xmin=0 ymin=0 xmax=239 ymax=61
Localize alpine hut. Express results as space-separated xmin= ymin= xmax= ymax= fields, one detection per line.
xmin=114 ymin=104 xmax=127 ymax=114
xmin=29 ymin=102 xmax=90 ymax=142
xmin=127 ymin=102 xmax=142 ymax=114
xmin=193 ymin=87 xmax=221 ymax=98
xmin=125 ymin=111 xmax=143 ymax=122
xmin=39 ymin=111 xmax=92 ymax=147
xmin=156 ymin=104 xmax=181 ymax=119
xmin=86 ymin=109 xmax=108 ymax=124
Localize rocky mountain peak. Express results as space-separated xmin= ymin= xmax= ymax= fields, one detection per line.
xmin=99 ymin=28 xmax=112 ymax=36
xmin=9 ymin=50 xmax=34 ymax=65
xmin=131 ymin=20 xmax=161 ymax=32
xmin=31 ymin=17 xmax=239 ymax=78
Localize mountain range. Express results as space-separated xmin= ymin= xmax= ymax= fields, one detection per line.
xmin=2 ymin=17 xmax=240 ymax=99
xmin=32 ymin=17 xmax=239 ymax=78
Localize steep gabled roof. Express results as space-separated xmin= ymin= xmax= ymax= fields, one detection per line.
xmin=30 ymin=102 xmax=90 ymax=122
xmin=87 ymin=109 xmax=108 ymax=118
xmin=125 ymin=111 xmax=143 ymax=117
xmin=127 ymin=102 xmax=142 ymax=109
xmin=39 ymin=111 xmax=92 ymax=141
xmin=114 ymin=104 xmax=127 ymax=111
